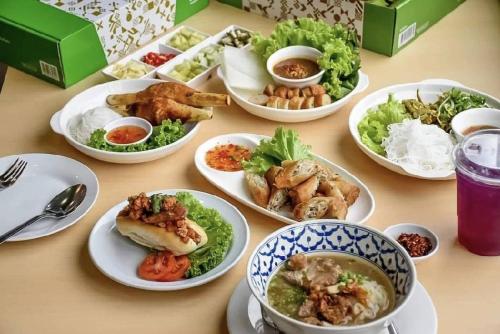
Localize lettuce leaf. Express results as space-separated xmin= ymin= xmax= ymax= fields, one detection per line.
xmin=251 ymin=18 xmax=360 ymax=100
xmin=86 ymin=119 xmax=186 ymax=152
xmin=175 ymin=192 xmax=233 ymax=278
xmin=357 ymin=94 xmax=409 ymax=156
xmin=242 ymin=127 xmax=312 ymax=175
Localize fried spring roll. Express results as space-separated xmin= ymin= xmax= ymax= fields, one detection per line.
xmin=274 ymin=86 xmax=288 ymax=99
xmin=293 ymin=197 xmax=331 ymax=221
xmin=267 ymin=187 xmax=288 ymax=212
xmin=318 ymin=180 xmax=344 ymax=201
xmin=324 ymin=197 xmax=348 ymax=220
xmin=289 ymin=175 xmax=319 ymax=206
xmin=265 ymin=166 xmax=283 ymax=187
xmin=332 ymin=180 xmax=360 ymax=206
xmin=275 ymin=160 xmax=319 ymax=189
xmin=245 ymin=173 xmax=270 ymax=208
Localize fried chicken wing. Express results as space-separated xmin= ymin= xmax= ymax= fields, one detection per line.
xmin=107 ymin=82 xmax=230 ymax=107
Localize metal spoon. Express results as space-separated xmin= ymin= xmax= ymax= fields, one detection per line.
xmin=0 ymin=184 xmax=87 ymax=243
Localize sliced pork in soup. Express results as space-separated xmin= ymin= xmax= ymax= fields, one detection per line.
xmin=267 ymin=253 xmax=395 ymax=326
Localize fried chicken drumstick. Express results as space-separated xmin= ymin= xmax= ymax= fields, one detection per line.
xmin=129 ymin=97 xmax=213 ymax=125
xmin=107 ymin=82 xmax=230 ymax=108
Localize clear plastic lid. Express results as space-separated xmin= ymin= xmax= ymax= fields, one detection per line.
xmin=453 ymin=129 xmax=500 ymax=186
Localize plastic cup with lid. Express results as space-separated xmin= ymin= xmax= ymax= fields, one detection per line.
xmin=452 ymin=129 xmax=500 ymax=256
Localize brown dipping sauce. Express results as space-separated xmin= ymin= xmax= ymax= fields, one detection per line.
xmin=107 ymin=125 xmax=148 ymax=145
xmin=205 ymin=144 xmax=252 ymax=172
xmin=273 ymin=58 xmax=320 ymax=79
xmin=462 ymin=124 xmax=498 ymax=136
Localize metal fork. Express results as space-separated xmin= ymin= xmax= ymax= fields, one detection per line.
xmin=0 ymin=158 xmax=28 ymax=189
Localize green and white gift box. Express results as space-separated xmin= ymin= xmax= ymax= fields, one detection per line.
xmin=218 ymin=0 xmax=465 ymax=57
xmin=0 ymin=0 xmax=208 ymax=87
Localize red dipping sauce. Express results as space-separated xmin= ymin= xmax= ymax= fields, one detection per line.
xmin=453 ymin=129 xmax=500 ymax=256
xmin=107 ymin=125 xmax=147 ymax=145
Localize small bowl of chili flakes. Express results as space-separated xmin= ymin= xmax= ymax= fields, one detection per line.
xmin=384 ymin=223 xmax=439 ymax=264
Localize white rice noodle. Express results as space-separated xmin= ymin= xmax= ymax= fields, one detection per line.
xmin=352 ymin=280 xmax=390 ymax=325
xmin=69 ymin=107 xmax=122 ymax=144
xmin=382 ymin=119 xmax=454 ymax=172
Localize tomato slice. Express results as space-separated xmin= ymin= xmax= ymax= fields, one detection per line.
xmin=138 ymin=251 xmax=191 ymax=282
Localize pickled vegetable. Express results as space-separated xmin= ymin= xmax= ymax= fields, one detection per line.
xmin=111 ymin=60 xmax=150 ymax=79
xmin=168 ymin=28 xmax=207 ymax=51
xmin=218 ymin=28 xmax=251 ymax=48
xmin=168 ymin=60 xmax=206 ymax=82
xmin=193 ymin=45 xmax=223 ymax=68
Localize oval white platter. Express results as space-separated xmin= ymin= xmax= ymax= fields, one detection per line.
xmin=50 ymin=79 xmax=201 ymax=164
xmin=194 ymin=133 xmax=375 ymax=225
xmin=88 ymin=189 xmax=249 ymax=291
xmin=217 ymin=68 xmax=369 ymax=123
xmin=349 ymin=79 xmax=500 ymax=180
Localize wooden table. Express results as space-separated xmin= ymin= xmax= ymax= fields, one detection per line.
xmin=1 ymin=1 xmax=499 ymax=333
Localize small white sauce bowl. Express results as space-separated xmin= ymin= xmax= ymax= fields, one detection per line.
xmin=451 ymin=107 xmax=500 ymax=142
xmin=384 ymin=223 xmax=439 ymax=264
xmin=266 ymin=46 xmax=325 ymax=88
xmin=104 ymin=116 xmax=153 ymax=146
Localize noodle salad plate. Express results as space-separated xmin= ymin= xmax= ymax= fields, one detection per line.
xmin=88 ymin=189 xmax=249 ymax=290
xmin=349 ymin=79 xmax=500 ymax=180
xmin=195 ymin=129 xmax=375 ymax=224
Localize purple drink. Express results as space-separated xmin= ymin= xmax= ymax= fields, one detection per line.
xmin=453 ymin=129 xmax=500 ymax=256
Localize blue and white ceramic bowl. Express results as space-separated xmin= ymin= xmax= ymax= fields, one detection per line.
xmin=247 ymin=220 xmax=417 ymax=334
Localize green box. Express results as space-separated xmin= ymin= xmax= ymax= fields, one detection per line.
xmin=0 ymin=0 xmax=208 ymax=88
xmin=217 ymin=0 xmax=465 ymax=56
xmin=363 ymin=0 xmax=465 ymax=56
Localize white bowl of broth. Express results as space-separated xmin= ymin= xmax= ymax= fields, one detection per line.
xmin=247 ymin=220 xmax=416 ymax=334
xmin=451 ymin=107 xmax=500 ymax=142
xmin=267 ymin=46 xmax=325 ymax=88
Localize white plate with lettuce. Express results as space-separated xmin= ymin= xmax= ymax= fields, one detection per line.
xmin=194 ymin=128 xmax=375 ymax=224
xmin=88 ymin=189 xmax=249 ymax=291
xmin=349 ymin=79 xmax=500 ymax=180
xmin=50 ymin=79 xmax=201 ymax=164
xmin=219 ymin=19 xmax=369 ymax=123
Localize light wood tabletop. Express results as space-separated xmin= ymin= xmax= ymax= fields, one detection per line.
xmin=0 ymin=1 xmax=499 ymax=333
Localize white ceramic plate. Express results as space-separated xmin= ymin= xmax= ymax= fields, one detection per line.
xmin=349 ymin=78 xmax=500 ymax=180
xmin=195 ymin=133 xmax=375 ymax=224
xmin=218 ymin=67 xmax=369 ymax=123
xmin=227 ymin=278 xmax=438 ymax=334
xmin=50 ymin=79 xmax=201 ymax=164
xmin=0 ymin=154 xmax=99 ymax=241
xmin=88 ymin=189 xmax=249 ymax=291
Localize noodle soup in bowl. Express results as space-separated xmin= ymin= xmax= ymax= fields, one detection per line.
xmin=247 ymin=220 xmax=416 ymax=334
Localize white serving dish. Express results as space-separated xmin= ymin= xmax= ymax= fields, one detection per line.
xmin=227 ymin=278 xmax=438 ymax=334
xmin=348 ymin=79 xmax=500 ymax=180
xmin=266 ymin=46 xmax=324 ymax=88
xmin=194 ymin=133 xmax=375 ymax=224
xmin=451 ymin=107 xmax=500 ymax=142
xmin=218 ymin=67 xmax=369 ymax=123
xmin=384 ymin=223 xmax=439 ymax=264
xmin=88 ymin=189 xmax=249 ymax=291
xmin=50 ymin=79 xmax=201 ymax=164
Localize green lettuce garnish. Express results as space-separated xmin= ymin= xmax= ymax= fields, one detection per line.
xmin=175 ymin=192 xmax=233 ymax=278
xmin=242 ymin=127 xmax=312 ymax=175
xmin=357 ymin=94 xmax=409 ymax=156
xmin=86 ymin=119 xmax=186 ymax=152
xmin=251 ymin=18 xmax=360 ymax=100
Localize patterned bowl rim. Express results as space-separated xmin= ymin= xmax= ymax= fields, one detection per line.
xmin=246 ymin=219 xmax=417 ymax=331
